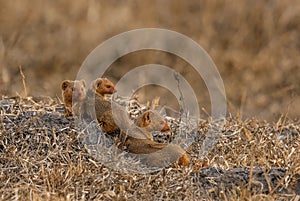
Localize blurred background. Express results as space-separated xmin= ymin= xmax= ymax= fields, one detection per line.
xmin=0 ymin=0 xmax=299 ymax=121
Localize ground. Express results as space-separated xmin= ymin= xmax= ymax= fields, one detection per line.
xmin=0 ymin=97 xmax=299 ymax=200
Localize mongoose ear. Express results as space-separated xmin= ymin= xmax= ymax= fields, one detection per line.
xmin=96 ymin=79 xmax=103 ymax=88
xmin=80 ymin=79 xmax=86 ymax=87
xmin=61 ymin=80 xmax=70 ymax=91
xmin=143 ymin=111 xmax=151 ymax=122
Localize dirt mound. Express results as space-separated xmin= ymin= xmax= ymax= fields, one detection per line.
xmin=0 ymin=97 xmax=299 ymax=200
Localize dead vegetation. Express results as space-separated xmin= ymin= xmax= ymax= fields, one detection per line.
xmin=0 ymin=97 xmax=299 ymax=200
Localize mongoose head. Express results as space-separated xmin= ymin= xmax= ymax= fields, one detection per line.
xmin=61 ymin=80 xmax=86 ymax=106
xmin=90 ymin=78 xmax=116 ymax=98
xmin=136 ymin=110 xmax=170 ymax=132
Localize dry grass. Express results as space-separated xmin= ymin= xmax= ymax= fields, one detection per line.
xmin=0 ymin=97 xmax=299 ymax=200
xmin=0 ymin=0 xmax=299 ymax=121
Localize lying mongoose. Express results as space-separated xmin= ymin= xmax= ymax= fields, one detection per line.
xmin=124 ymin=111 xmax=190 ymax=167
xmin=61 ymin=80 xmax=86 ymax=117
xmin=119 ymin=103 xmax=189 ymax=167
xmin=120 ymin=130 xmax=190 ymax=167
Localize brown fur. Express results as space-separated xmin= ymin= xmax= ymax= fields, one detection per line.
xmin=98 ymin=102 xmax=132 ymax=134
xmin=89 ymin=78 xmax=116 ymax=100
xmin=119 ymin=135 xmax=189 ymax=167
xmin=135 ymin=110 xmax=170 ymax=133
xmin=87 ymin=77 xmax=189 ymax=167
xmin=134 ymin=110 xmax=189 ymax=166
xmin=61 ymin=80 xmax=86 ymax=117
xmin=84 ymin=78 xmax=131 ymax=134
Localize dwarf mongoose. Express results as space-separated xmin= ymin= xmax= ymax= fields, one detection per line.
xmin=87 ymin=77 xmax=190 ymax=167
xmin=84 ymin=77 xmax=116 ymax=121
xmin=89 ymin=78 xmax=116 ymax=100
xmin=84 ymin=78 xmax=132 ymax=134
xmin=61 ymin=80 xmax=86 ymax=117
xmin=120 ymin=106 xmax=189 ymax=166
xmin=120 ymin=133 xmax=190 ymax=167
xmin=123 ymin=110 xmax=190 ymax=167
xmin=135 ymin=110 xmax=170 ymax=133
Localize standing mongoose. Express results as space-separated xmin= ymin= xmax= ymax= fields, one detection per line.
xmin=84 ymin=78 xmax=131 ymax=134
xmin=61 ymin=80 xmax=86 ymax=117
xmin=84 ymin=77 xmax=116 ymax=121
xmin=88 ymin=78 xmax=116 ymax=100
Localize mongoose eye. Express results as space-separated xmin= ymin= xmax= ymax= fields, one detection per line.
xmin=71 ymin=87 xmax=75 ymax=92
xmin=106 ymin=85 xmax=111 ymax=89
xmin=97 ymin=82 xmax=101 ymax=88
